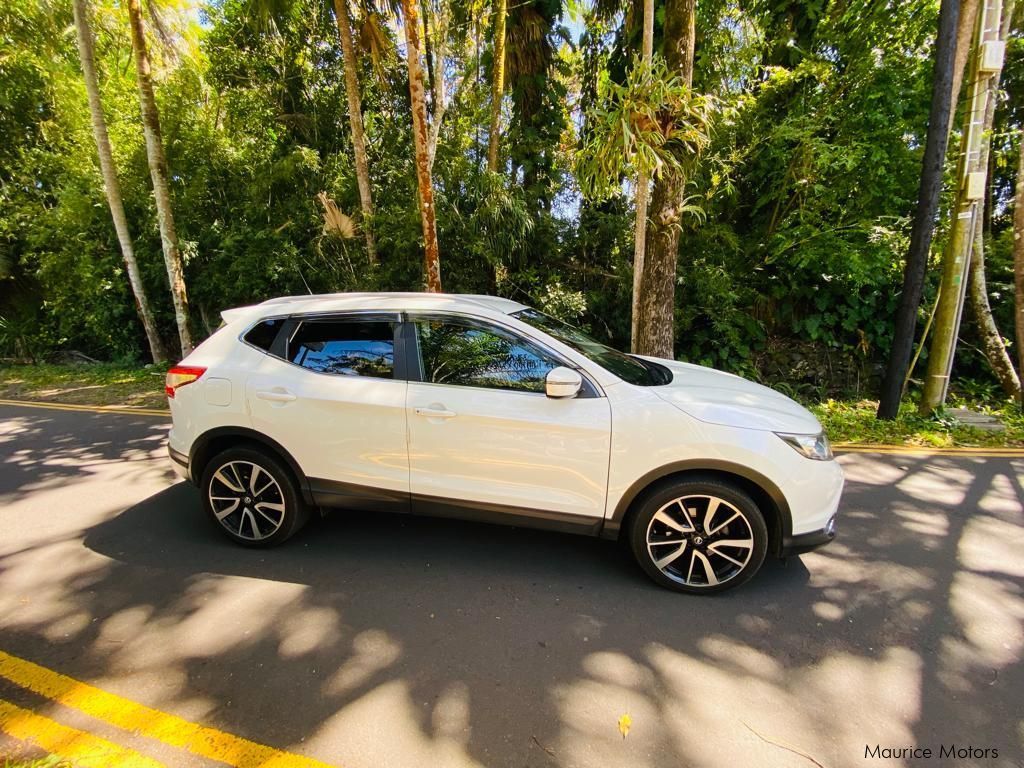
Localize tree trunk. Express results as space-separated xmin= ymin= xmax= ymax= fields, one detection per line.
xmin=965 ymin=0 xmax=1019 ymax=400
xmin=1014 ymin=134 xmax=1024 ymax=403
xmin=127 ymin=0 xmax=193 ymax=356
xmin=402 ymin=0 xmax=442 ymax=292
xmin=332 ymin=0 xmax=377 ymax=264
xmin=920 ymin=0 xmax=1011 ymax=414
xmin=968 ymin=229 xmax=1021 ymax=398
xmin=629 ymin=0 xmax=655 ymax=352
xmin=876 ymin=0 xmax=960 ymax=419
xmin=486 ymin=0 xmax=507 ymax=172
xmin=950 ymin=0 xmax=981 ymax=120
xmin=634 ymin=0 xmax=695 ymax=359
xmin=72 ymin=0 xmax=167 ymax=363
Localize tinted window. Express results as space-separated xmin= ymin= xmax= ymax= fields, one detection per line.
xmin=416 ymin=319 xmax=558 ymax=392
xmin=290 ymin=320 xmax=395 ymax=378
xmin=244 ymin=318 xmax=283 ymax=352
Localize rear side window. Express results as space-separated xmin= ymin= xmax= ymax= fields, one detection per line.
xmin=289 ymin=320 xmax=395 ymax=378
xmin=244 ymin=319 xmax=283 ymax=352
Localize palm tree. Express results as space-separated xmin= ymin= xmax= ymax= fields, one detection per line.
xmin=332 ymin=0 xmax=377 ymax=263
xmin=72 ymin=0 xmax=166 ymax=362
xmin=126 ymin=0 xmax=193 ymax=356
xmin=400 ymin=0 xmax=442 ymax=291
xmin=630 ymin=0 xmax=654 ymax=351
xmin=486 ymin=0 xmax=507 ymax=171
xmin=634 ymin=0 xmax=696 ymax=358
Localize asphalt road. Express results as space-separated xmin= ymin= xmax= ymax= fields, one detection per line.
xmin=0 ymin=402 xmax=1022 ymax=768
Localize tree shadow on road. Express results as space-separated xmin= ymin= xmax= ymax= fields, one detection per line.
xmin=1 ymin=446 xmax=1022 ymax=767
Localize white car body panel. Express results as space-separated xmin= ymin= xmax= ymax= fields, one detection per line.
xmin=407 ymin=381 xmax=611 ymax=519
xmin=245 ymin=356 xmax=410 ymax=499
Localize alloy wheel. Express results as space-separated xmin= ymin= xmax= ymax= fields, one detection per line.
xmin=208 ymin=460 xmax=286 ymax=541
xmin=645 ymin=494 xmax=755 ymax=588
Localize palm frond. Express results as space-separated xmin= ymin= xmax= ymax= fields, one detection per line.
xmin=317 ymin=192 xmax=357 ymax=240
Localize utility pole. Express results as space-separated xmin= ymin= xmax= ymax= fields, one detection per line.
xmin=920 ymin=0 xmax=1006 ymax=414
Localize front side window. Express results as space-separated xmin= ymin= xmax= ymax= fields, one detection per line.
xmin=289 ymin=320 xmax=395 ymax=378
xmin=415 ymin=319 xmax=558 ymax=393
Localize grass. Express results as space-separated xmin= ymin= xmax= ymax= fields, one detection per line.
xmin=0 ymin=362 xmax=169 ymax=409
xmin=810 ymin=398 xmax=1024 ymax=448
xmin=2 ymin=362 xmax=1022 ymax=448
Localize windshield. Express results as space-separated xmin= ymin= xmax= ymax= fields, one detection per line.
xmin=512 ymin=309 xmax=672 ymax=386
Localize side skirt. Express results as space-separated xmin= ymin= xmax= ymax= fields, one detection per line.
xmin=308 ymin=477 xmax=604 ymax=536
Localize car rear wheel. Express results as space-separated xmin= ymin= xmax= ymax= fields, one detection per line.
xmin=629 ymin=478 xmax=768 ymax=594
xmin=201 ymin=446 xmax=308 ymax=547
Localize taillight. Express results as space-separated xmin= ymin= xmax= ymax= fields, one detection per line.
xmin=165 ymin=366 xmax=206 ymax=398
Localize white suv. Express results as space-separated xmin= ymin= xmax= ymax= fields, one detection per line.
xmin=166 ymin=292 xmax=843 ymax=594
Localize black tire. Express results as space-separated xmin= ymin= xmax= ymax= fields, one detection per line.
xmin=200 ymin=446 xmax=309 ymax=547
xmin=628 ymin=477 xmax=768 ymax=594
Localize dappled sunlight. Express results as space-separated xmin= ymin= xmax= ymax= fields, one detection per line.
xmin=303 ymin=681 xmax=485 ymax=768
xmin=948 ymin=571 xmax=1024 ymax=669
xmin=1 ymin=409 xmax=1022 ymax=766
xmin=553 ymin=665 xmax=663 ymax=768
xmin=322 ymin=630 xmax=401 ymax=696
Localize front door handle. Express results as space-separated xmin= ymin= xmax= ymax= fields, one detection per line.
xmin=256 ymin=389 xmax=297 ymax=403
xmin=415 ymin=406 xmax=456 ymax=419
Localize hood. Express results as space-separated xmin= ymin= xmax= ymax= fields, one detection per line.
xmin=642 ymin=358 xmax=822 ymax=434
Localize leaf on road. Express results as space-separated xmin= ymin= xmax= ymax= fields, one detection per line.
xmin=618 ymin=713 xmax=632 ymax=739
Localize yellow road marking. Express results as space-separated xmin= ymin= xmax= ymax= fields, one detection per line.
xmin=0 ymin=651 xmax=338 ymax=768
xmin=834 ymin=443 xmax=1024 ymax=457
xmin=0 ymin=699 xmax=165 ymax=768
xmin=0 ymin=398 xmax=169 ymax=417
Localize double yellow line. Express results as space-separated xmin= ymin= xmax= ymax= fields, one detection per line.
xmin=0 ymin=650 xmax=337 ymax=767
xmin=0 ymin=398 xmax=169 ymax=417
xmin=834 ymin=443 xmax=1024 ymax=458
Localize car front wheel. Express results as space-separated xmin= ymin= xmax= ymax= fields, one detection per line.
xmin=200 ymin=446 xmax=308 ymax=547
xmin=629 ymin=478 xmax=768 ymax=594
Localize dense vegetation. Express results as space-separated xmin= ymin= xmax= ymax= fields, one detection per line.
xmin=1 ymin=0 xmax=1022 ymax=407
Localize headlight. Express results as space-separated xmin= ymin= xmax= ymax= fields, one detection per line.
xmin=775 ymin=431 xmax=833 ymax=461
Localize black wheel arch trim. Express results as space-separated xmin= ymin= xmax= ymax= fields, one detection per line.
xmin=188 ymin=427 xmax=315 ymax=505
xmin=602 ymin=459 xmax=792 ymax=552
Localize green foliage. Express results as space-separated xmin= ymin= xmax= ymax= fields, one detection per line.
xmin=0 ymin=0 xmax=1019 ymax=405
xmin=810 ymin=399 xmax=1024 ymax=449
xmin=576 ymin=56 xmax=713 ymax=200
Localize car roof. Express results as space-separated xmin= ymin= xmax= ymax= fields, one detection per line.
xmin=222 ymin=292 xmax=530 ymax=324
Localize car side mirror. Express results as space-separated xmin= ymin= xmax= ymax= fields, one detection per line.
xmin=545 ymin=366 xmax=582 ymax=398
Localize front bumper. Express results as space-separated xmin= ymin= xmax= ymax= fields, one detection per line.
xmin=781 ymin=513 xmax=837 ymax=556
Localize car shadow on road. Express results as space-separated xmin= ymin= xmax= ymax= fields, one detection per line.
xmin=3 ymin=455 xmax=1022 ymax=768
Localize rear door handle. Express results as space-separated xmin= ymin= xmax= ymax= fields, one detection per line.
xmin=415 ymin=407 xmax=456 ymax=419
xmin=256 ymin=389 xmax=297 ymax=402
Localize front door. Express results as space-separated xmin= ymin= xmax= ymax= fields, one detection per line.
xmin=405 ymin=316 xmax=611 ymax=528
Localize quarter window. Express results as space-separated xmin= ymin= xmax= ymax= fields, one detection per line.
xmin=289 ymin=320 xmax=395 ymax=378
xmin=243 ymin=318 xmax=283 ymax=352
xmin=415 ymin=319 xmax=558 ymax=393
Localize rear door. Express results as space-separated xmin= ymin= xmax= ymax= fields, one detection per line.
xmin=404 ymin=315 xmax=611 ymax=529
xmin=245 ymin=313 xmax=410 ymax=512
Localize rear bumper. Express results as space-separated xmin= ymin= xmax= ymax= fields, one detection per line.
xmin=781 ymin=513 xmax=837 ymax=556
xmin=168 ymin=444 xmax=190 ymax=481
